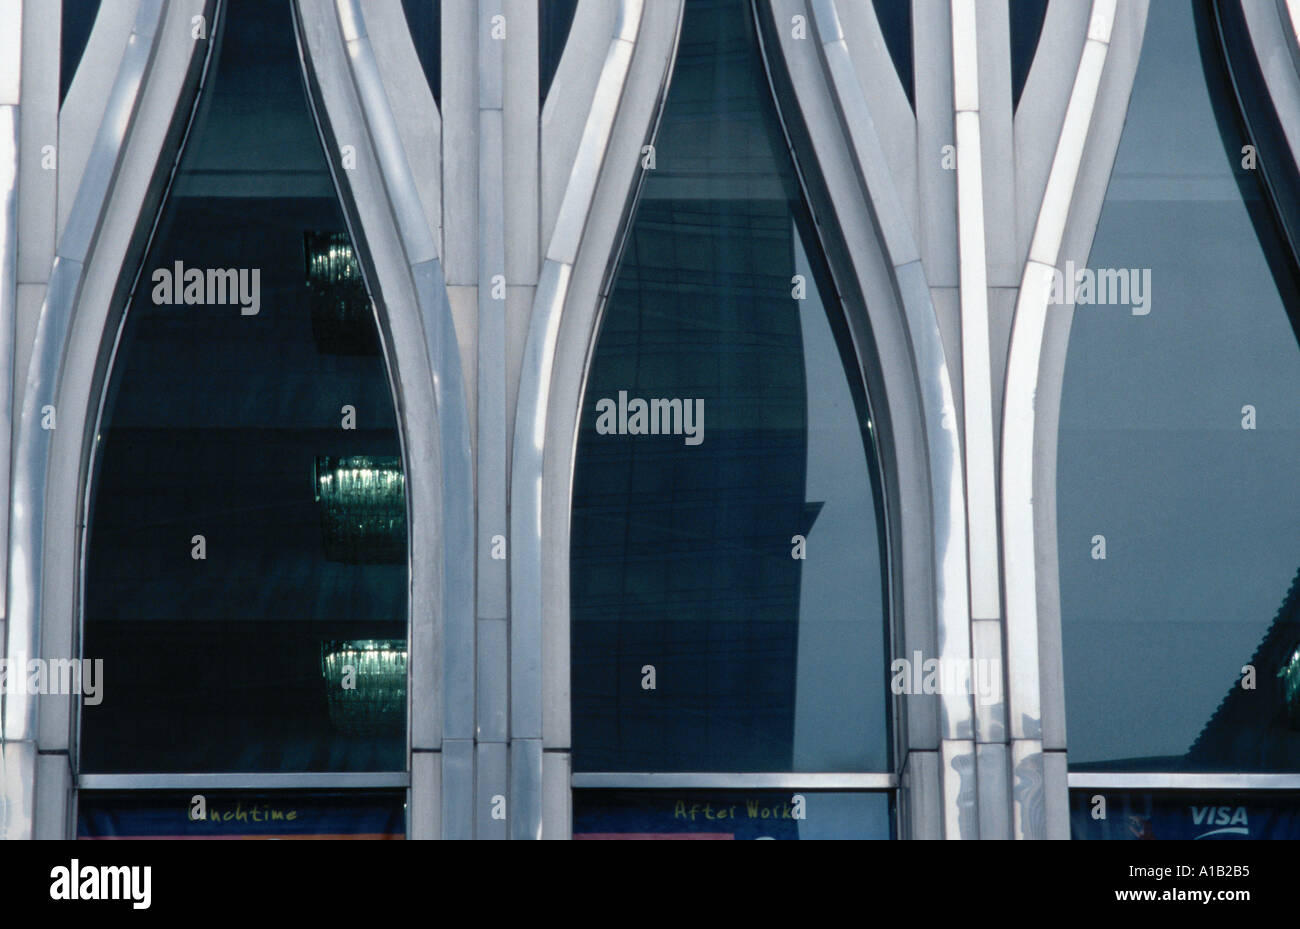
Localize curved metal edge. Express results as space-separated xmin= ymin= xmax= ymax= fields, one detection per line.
xmin=297 ymin=0 xmax=475 ymax=839
xmin=362 ymin=0 xmax=443 ymax=252
xmin=540 ymin=0 xmax=684 ymax=842
xmin=56 ymin=0 xmax=140 ymax=236
xmin=1231 ymin=0 xmax=1300 ymax=242
xmin=999 ymin=0 xmax=1117 ymax=840
xmin=509 ymin=0 xmax=651 ymax=841
xmin=0 ymin=106 xmax=16 ymax=644
xmin=1030 ymin=0 xmax=1147 ymax=840
xmin=756 ymin=0 xmax=921 ymax=838
xmin=539 ymin=0 xmax=625 ymax=253
xmin=806 ymin=0 xmax=976 ymax=839
xmin=809 ymin=0 xmax=919 ymax=268
xmin=765 ymin=0 xmax=921 ymax=819
xmin=1013 ymin=0 xmax=1092 ymax=263
xmin=753 ymin=0 xmax=900 ymax=772
xmin=828 ymin=0 xmax=917 ymax=234
xmin=3 ymin=0 xmax=166 ymax=754
xmin=1 ymin=0 xmax=206 ymax=842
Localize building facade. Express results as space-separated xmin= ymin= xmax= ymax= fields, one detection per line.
xmin=0 ymin=0 xmax=1298 ymax=840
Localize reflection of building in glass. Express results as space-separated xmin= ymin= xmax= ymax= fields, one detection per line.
xmin=1058 ymin=0 xmax=1300 ymax=775
xmin=305 ymin=232 xmax=379 ymax=355
xmin=1188 ymin=568 xmax=1300 ymax=768
xmin=321 ymin=640 xmax=409 ymax=736
xmin=314 ymin=456 xmax=406 ymax=564
xmin=570 ymin=0 xmax=887 ymax=779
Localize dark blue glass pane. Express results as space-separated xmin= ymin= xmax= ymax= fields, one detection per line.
xmin=77 ymin=791 xmax=406 ymax=839
xmin=873 ymin=0 xmax=913 ymax=108
xmin=81 ymin=0 xmax=407 ymax=774
xmin=540 ymin=0 xmax=579 ymax=102
xmin=401 ymin=0 xmax=441 ymax=106
xmin=1070 ymin=790 xmax=1300 ymax=840
xmin=61 ymin=0 xmax=101 ymax=105
xmin=574 ymin=790 xmax=892 ymax=839
xmin=571 ymin=0 xmax=889 ymax=773
xmin=1058 ymin=1 xmax=1300 ymax=773
xmin=1009 ymin=0 xmax=1048 ymax=110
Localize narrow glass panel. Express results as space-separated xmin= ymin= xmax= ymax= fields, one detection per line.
xmin=78 ymin=791 xmax=406 ymax=839
xmin=540 ymin=0 xmax=579 ymax=103
xmin=1009 ymin=0 xmax=1048 ymax=110
xmin=1058 ymin=1 xmax=1300 ymax=772
xmin=401 ymin=0 xmax=442 ymax=106
xmin=61 ymin=0 xmax=101 ymax=105
xmin=574 ymin=790 xmax=892 ymax=840
xmin=80 ymin=0 xmax=408 ymax=774
xmin=872 ymin=0 xmax=913 ymax=109
xmin=1069 ymin=790 xmax=1300 ymax=841
xmin=570 ymin=0 xmax=889 ymax=773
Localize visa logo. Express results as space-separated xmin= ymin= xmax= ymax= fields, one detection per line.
xmin=1189 ymin=806 xmax=1249 ymax=838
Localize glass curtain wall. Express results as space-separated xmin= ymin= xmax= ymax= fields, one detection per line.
xmin=1060 ymin=0 xmax=1300 ymax=839
xmin=78 ymin=0 xmax=408 ymax=838
xmin=569 ymin=0 xmax=892 ymax=840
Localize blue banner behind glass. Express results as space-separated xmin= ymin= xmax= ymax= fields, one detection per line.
xmin=77 ymin=791 xmax=405 ymax=839
xmin=1070 ymin=790 xmax=1300 ymax=840
xmin=573 ymin=790 xmax=891 ymax=840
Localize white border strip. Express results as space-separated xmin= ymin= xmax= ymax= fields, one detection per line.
xmin=1000 ymin=0 xmax=1116 ymax=748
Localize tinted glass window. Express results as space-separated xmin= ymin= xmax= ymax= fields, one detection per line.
xmin=540 ymin=0 xmax=579 ymax=102
xmin=872 ymin=0 xmax=913 ymax=108
xmin=401 ymin=0 xmax=441 ymax=106
xmin=1009 ymin=0 xmax=1048 ymax=110
xmin=570 ymin=0 xmax=889 ymax=773
xmin=1058 ymin=1 xmax=1300 ymax=772
xmin=80 ymin=0 xmax=407 ymax=774
xmin=61 ymin=0 xmax=101 ymax=105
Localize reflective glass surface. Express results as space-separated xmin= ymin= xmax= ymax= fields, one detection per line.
xmin=570 ymin=0 xmax=889 ymax=773
xmin=401 ymin=0 xmax=442 ymax=106
xmin=540 ymin=0 xmax=579 ymax=102
xmin=1009 ymin=0 xmax=1048 ymax=110
xmin=60 ymin=0 xmax=101 ymax=105
xmin=872 ymin=0 xmax=913 ymax=108
xmin=80 ymin=0 xmax=407 ymax=773
xmin=1058 ymin=1 xmax=1300 ymax=772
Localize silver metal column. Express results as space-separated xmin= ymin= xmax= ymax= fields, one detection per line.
xmin=475 ymin=0 xmax=510 ymax=841
xmin=0 ymin=0 xmax=21 ymax=678
xmin=951 ymin=0 xmax=1009 ymax=839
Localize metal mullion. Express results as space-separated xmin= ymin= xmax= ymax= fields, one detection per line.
xmin=571 ymin=772 xmax=897 ymax=790
xmin=76 ymin=772 xmax=411 ymax=791
xmin=1069 ymin=773 xmax=1300 ymax=791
